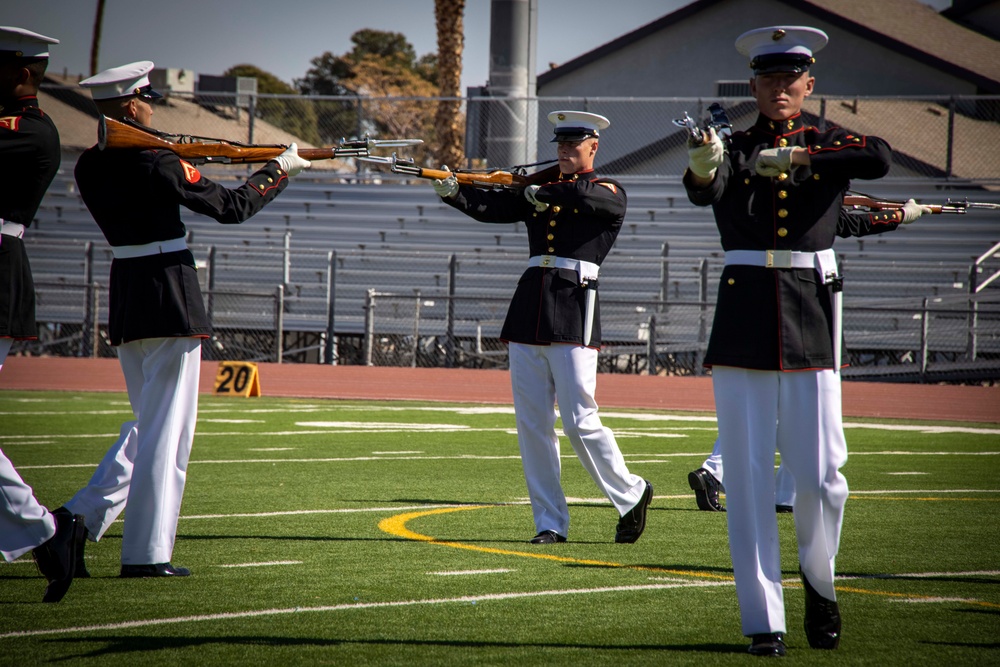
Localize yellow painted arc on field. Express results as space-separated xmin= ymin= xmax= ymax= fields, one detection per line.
xmin=378 ymin=505 xmax=732 ymax=579
xmin=379 ymin=505 xmax=1000 ymax=609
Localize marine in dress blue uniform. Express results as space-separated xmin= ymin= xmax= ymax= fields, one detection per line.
xmin=682 ymin=26 xmax=925 ymax=657
xmin=0 ymin=25 xmax=85 ymax=603
xmin=434 ymin=111 xmax=652 ymax=544
xmin=62 ymin=62 xmax=310 ymax=578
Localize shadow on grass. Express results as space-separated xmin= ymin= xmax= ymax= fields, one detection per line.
xmin=43 ymin=635 xmax=751 ymax=659
xmin=839 ymin=571 xmax=1000 ymax=587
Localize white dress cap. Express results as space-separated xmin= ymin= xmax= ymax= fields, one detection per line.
xmin=80 ymin=61 xmax=161 ymax=100
xmin=0 ymin=26 xmax=59 ymax=58
xmin=735 ymin=26 xmax=828 ymax=75
xmin=546 ymin=110 xmax=611 ymax=142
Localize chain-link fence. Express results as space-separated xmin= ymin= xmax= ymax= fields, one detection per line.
xmin=17 ymin=256 xmax=1000 ymax=382
xmin=59 ymin=88 xmax=1000 ymax=183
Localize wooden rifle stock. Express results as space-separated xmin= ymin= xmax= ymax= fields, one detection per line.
xmin=844 ymin=195 xmax=947 ymax=215
xmin=101 ymin=116 xmax=370 ymax=164
xmin=398 ymin=163 xmax=562 ymax=189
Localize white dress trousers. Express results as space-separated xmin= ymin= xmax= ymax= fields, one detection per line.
xmin=508 ymin=342 xmax=646 ymax=537
xmin=1 ymin=338 xmax=59 ymax=561
xmin=0 ymin=448 xmax=56 ymax=562
xmin=65 ymin=337 xmax=202 ymax=564
xmin=702 ymin=439 xmax=796 ymax=507
xmin=713 ymin=366 xmax=848 ymax=636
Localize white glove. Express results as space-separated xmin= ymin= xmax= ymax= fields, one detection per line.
xmin=900 ymin=198 xmax=933 ymax=224
xmin=432 ymin=168 xmax=459 ymax=199
xmin=755 ymin=146 xmax=797 ymax=177
xmin=687 ymin=127 xmax=724 ymax=180
xmin=524 ymin=184 xmax=549 ymax=212
xmin=272 ymin=143 xmax=311 ymax=177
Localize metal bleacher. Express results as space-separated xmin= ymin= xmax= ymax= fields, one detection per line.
xmin=23 ymin=162 xmax=1000 ymax=379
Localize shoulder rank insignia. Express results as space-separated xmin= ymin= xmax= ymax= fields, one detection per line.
xmin=598 ymin=182 xmax=618 ymax=194
xmin=180 ymin=160 xmax=201 ymax=184
xmin=0 ymin=116 xmax=21 ymax=131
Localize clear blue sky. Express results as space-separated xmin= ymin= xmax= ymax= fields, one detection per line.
xmin=5 ymin=0 xmax=953 ymax=92
xmin=4 ymin=0 xmax=692 ymax=91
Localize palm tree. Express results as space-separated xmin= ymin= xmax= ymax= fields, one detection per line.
xmin=434 ymin=0 xmax=466 ymax=169
xmin=89 ymin=0 xmax=105 ymax=76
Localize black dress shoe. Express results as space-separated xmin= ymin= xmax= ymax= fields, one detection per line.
xmin=688 ymin=468 xmax=725 ymax=511
xmin=56 ymin=508 xmax=91 ymax=578
xmin=529 ymin=530 xmax=566 ymax=544
xmin=615 ymin=480 xmax=653 ymax=543
xmin=120 ymin=562 xmax=192 ymax=578
xmin=748 ymin=633 xmax=786 ymax=657
xmin=75 ymin=527 xmax=91 ymax=578
xmin=32 ymin=507 xmax=85 ymax=603
xmin=775 ymin=504 xmax=794 ymax=514
xmin=801 ymin=570 xmax=841 ymax=649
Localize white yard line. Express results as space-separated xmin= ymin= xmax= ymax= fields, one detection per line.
xmin=0 ymin=581 xmax=732 ymax=640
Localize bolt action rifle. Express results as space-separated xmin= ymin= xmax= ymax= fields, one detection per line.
xmin=843 ymin=192 xmax=1000 ymax=215
xmin=672 ymin=102 xmax=733 ymax=147
xmin=98 ymin=116 xmax=422 ymax=165
xmin=357 ymin=154 xmax=562 ymax=189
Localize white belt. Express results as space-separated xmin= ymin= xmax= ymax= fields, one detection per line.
xmin=111 ymin=237 xmax=188 ymax=259
xmin=725 ymin=248 xmax=838 ymax=284
xmin=527 ymin=255 xmax=600 ymax=283
xmin=0 ymin=220 xmax=26 ymax=238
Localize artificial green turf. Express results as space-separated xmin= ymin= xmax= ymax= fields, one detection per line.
xmin=1 ymin=390 xmax=997 ymax=665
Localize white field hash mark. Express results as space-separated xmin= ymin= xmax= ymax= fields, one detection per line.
xmin=218 ymin=561 xmax=302 ymax=568
xmin=428 ymin=569 xmax=515 ymax=576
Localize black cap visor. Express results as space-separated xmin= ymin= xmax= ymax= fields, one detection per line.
xmin=751 ymin=53 xmax=813 ymax=76
xmin=551 ymin=127 xmax=598 ymax=143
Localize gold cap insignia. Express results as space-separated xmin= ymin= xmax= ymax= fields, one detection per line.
xmin=557 ymin=113 xmax=566 ymax=120
xmin=772 ymin=29 xmax=786 ymax=41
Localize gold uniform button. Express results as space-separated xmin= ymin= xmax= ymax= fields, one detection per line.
xmin=258 ymin=184 xmax=265 ymax=190
xmin=813 ymin=173 xmax=821 ymax=180
xmin=853 ymin=137 xmax=861 ymax=142
xmin=777 ymin=227 xmax=788 ymax=237
xmin=547 ymin=233 xmax=554 ymax=241
xmin=777 ymin=172 xmax=788 ymax=182
xmin=267 ymin=177 xmax=273 ymax=183
xmin=744 ymin=178 xmax=750 ymax=185
xmin=833 ymin=140 xmax=841 ymax=146
xmin=728 ymin=278 xmax=735 ymax=285
xmin=814 ymin=145 xmax=821 ymax=151
xmin=547 ymin=247 xmax=555 ymax=253
xmin=777 ymin=209 xmax=789 ymax=218
xmin=573 ymin=209 xmax=579 ymax=214
xmin=549 ymin=220 xmax=556 ymax=227
xmin=532 ymin=212 xmax=538 ymax=218
xmin=552 ymin=205 xmax=561 ymax=214
xmin=778 ymin=190 xmax=788 ymax=199
xmin=778 ymin=138 xmax=788 ymax=147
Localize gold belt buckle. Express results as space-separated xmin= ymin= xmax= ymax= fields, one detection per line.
xmin=539 ymin=255 xmax=556 ymax=268
xmin=766 ymin=249 xmax=792 ymax=269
